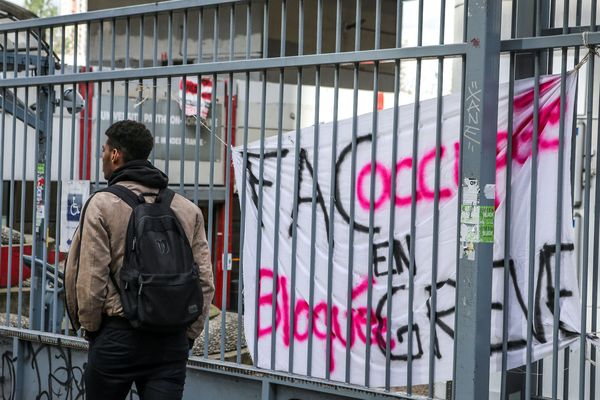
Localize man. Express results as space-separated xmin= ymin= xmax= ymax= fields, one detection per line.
xmin=65 ymin=120 xmax=215 ymax=400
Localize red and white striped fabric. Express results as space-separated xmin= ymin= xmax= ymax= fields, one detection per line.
xmin=178 ymin=77 xmax=212 ymax=119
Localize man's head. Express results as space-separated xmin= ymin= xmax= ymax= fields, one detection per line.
xmin=102 ymin=120 xmax=154 ymax=179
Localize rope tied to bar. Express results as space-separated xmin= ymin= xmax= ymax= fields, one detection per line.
xmin=574 ymin=32 xmax=600 ymax=71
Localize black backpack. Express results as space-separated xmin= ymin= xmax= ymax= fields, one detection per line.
xmin=77 ymin=185 xmax=203 ymax=332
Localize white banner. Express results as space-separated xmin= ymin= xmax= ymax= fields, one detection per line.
xmin=60 ymin=181 xmax=90 ymax=252
xmin=232 ymin=73 xmax=581 ymax=387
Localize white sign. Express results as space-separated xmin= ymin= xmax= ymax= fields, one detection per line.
xmin=60 ymin=181 xmax=90 ymax=252
xmin=232 ymin=73 xmax=581 ymax=387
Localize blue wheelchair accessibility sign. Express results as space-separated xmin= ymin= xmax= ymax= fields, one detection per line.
xmin=67 ymin=194 xmax=83 ymax=222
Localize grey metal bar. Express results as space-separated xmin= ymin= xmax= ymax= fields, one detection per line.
xmin=267 ymin=0 xmax=286 ymax=371
xmin=0 ymin=45 xmax=470 ymax=89
xmin=551 ymin=46 xmax=568 ymax=400
xmin=287 ymin=0 xmax=303 ymax=373
xmin=452 ymin=1 xmax=501 ymax=399
xmin=236 ymin=2 xmax=251 ymax=365
xmin=0 ymin=87 xmax=4 ymax=323
xmin=220 ymin=69 xmax=234 ymax=361
xmin=52 ymin=80 xmax=65 ymax=333
xmin=17 ymin=84 xmax=28 ymax=329
xmin=83 ymin=22 xmax=91 ymax=180
xmin=111 ymin=19 xmax=115 ymax=70
xmin=139 ymin=16 xmax=144 ymax=69
xmin=427 ymin=1 xmax=446 ymax=395
xmin=180 ymin=12 xmax=188 ymax=194
xmin=236 ymin=68 xmax=249 ymax=363
xmin=218 ymin=0 xmax=235 ymax=364
xmin=326 ymin=0 xmax=343 ymax=381
xmin=0 ymin=0 xmax=242 ymax=32
xmin=205 ymin=2 xmax=219 ymax=354
xmin=306 ymin=0 xmax=322 ymax=377
xmin=590 ymin=28 xmax=600 ymax=399
xmin=212 ymin=7 xmax=218 ymax=63
xmin=578 ymin=26 xmax=596 ymax=400
xmin=382 ymin=0 xmax=400 ymax=391
xmin=407 ymin=0 xmax=424 ymax=385
xmin=165 ymin=76 xmax=172 ymax=175
xmin=168 ymin=12 xmax=173 ymax=66
xmin=5 ymin=86 xmax=17 ymax=324
xmin=270 ymin=70 xmax=284 ymax=369
xmin=252 ymin=70 xmax=268 ymax=365
xmin=343 ymin=0 xmax=361 ymax=384
xmin=499 ymin=53 xmax=516 ymax=400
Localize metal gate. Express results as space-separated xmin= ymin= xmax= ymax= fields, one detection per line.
xmin=0 ymin=0 xmax=599 ymax=399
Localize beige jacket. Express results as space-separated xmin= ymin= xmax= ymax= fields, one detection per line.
xmin=64 ymin=181 xmax=215 ymax=340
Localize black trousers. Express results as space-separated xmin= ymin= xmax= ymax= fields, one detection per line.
xmin=84 ymin=317 xmax=189 ymax=400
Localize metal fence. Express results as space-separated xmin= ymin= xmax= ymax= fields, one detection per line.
xmin=0 ymin=0 xmax=599 ymax=399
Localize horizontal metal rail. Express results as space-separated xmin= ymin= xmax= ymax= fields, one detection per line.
xmin=0 ymin=45 xmax=468 ymax=88
xmin=0 ymin=0 xmax=244 ymax=32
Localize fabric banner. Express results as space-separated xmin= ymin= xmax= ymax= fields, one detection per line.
xmin=232 ymin=73 xmax=580 ymax=387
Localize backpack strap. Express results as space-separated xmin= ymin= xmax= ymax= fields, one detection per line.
xmin=156 ymin=188 xmax=176 ymax=206
xmin=102 ymin=185 xmax=144 ymax=209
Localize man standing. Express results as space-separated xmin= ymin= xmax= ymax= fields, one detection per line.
xmin=65 ymin=120 xmax=215 ymax=399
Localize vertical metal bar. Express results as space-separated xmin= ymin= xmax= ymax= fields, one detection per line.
xmin=167 ymin=12 xmax=173 ymax=66
xmin=70 ymin=24 xmax=78 ymax=180
xmin=343 ymin=0 xmax=361 ymax=384
xmin=180 ymin=72 xmax=186 ymax=192
xmin=137 ymin=17 xmax=144 ymax=125
xmin=407 ymin=0 xmax=424 ymax=392
xmin=0 ymin=86 xmax=4 ymax=324
xmin=139 ymin=16 xmax=144 ymax=69
xmin=150 ymin=13 xmax=158 ymax=164
xmin=46 ymin=27 xmax=61 ymax=334
xmin=83 ymin=22 xmax=91 ymax=180
xmin=96 ymin=21 xmax=104 ymax=189
xmin=452 ymin=0 xmax=501 ymax=398
xmin=551 ymin=40 xmax=568 ymax=400
xmin=110 ymin=19 xmax=115 ymax=70
xmin=269 ymin=0 xmax=286 ymax=371
xmin=52 ymin=80 xmax=64 ymax=333
xmin=384 ymin=1 xmax=402 ymax=391
xmin=499 ymin=54 xmax=517 ymax=400
xmin=180 ymin=11 xmax=189 ymax=194
xmin=251 ymin=0 xmax=269 ymax=367
xmin=236 ymin=4 xmax=251 ymax=362
xmin=500 ymin=1 xmax=518 ymax=398
xmin=427 ymin=1 xmax=446 ymax=395
xmin=306 ymin=0 xmax=322 ymax=377
xmin=5 ymin=84 xmax=17 ymax=324
xmin=252 ymin=69 xmax=268 ymax=365
xmin=220 ymin=3 xmax=235 ymax=362
xmin=204 ymin=5 xmax=219 ymax=360
xmin=15 ymin=30 xmax=32 ymax=329
xmin=579 ymin=6 xmax=596 ymax=397
xmin=326 ymin=0 xmax=343 ymax=381
xmin=124 ymin=17 xmax=130 ymax=119
xmin=288 ymin=0 xmax=303 ymax=374
xmin=165 ymin=76 xmax=172 ymax=175
xmin=590 ymin=10 xmax=600 ymax=395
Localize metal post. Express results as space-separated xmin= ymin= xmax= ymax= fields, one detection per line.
xmin=452 ymin=1 xmax=501 ymax=399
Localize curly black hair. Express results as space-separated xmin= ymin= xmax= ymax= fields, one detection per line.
xmin=105 ymin=120 xmax=154 ymax=162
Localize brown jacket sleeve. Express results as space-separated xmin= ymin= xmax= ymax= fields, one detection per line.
xmin=75 ymin=195 xmax=112 ymax=333
xmin=186 ymin=208 xmax=215 ymax=340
